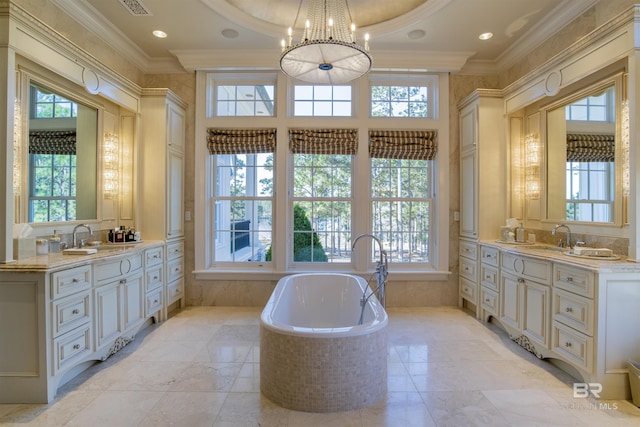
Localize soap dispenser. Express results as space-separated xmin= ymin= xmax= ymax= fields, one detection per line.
xmin=516 ymin=223 xmax=525 ymax=243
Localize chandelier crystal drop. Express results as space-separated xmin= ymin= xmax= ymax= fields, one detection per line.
xmin=280 ymin=0 xmax=372 ymax=84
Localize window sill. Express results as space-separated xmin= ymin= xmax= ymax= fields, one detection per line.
xmin=193 ymin=269 xmax=451 ymax=282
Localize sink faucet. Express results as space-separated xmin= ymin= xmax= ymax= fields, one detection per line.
xmin=352 ymin=234 xmax=388 ymax=309
xmin=551 ymin=224 xmax=571 ymax=248
xmin=72 ymin=224 xmax=92 ymax=248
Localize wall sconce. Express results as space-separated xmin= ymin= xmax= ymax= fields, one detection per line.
xmin=103 ymin=132 xmax=119 ymax=199
xmin=525 ymin=133 xmax=540 ymax=200
xmin=621 ymin=99 xmax=630 ymax=196
xmin=12 ymin=98 xmax=22 ymax=195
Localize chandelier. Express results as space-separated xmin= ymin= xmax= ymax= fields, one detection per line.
xmin=280 ymin=0 xmax=372 ymax=84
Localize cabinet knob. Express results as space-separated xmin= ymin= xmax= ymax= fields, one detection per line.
xmin=120 ymin=279 xmax=127 ymax=284
xmin=485 ymin=298 xmax=490 ymax=303
xmin=72 ymin=278 xmax=79 ymax=283
xmin=567 ymin=276 xmax=574 ymax=282
xmin=565 ymin=307 xmax=573 ymax=313
xmin=153 ymin=276 xmax=158 ymax=281
xmin=564 ymin=341 xmax=572 ymax=348
xmin=72 ymin=309 xmax=80 ymax=315
xmin=73 ymin=344 xmax=81 ymax=350
xmin=517 ymin=278 xmax=525 ymax=284
xmin=153 ymin=299 xmax=159 ymax=304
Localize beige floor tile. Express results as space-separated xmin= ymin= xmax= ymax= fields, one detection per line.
xmin=137 ymin=391 xmax=227 ymax=427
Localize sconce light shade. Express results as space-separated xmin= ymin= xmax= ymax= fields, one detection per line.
xmin=13 ymin=99 xmax=22 ymax=195
xmin=103 ymin=132 xmax=119 ymax=199
xmin=621 ymin=100 xmax=630 ymax=196
xmin=525 ymin=133 xmax=540 ymax=200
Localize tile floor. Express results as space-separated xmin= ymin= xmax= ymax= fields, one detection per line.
xmin=1 ymin=306 xmax=640 ymax=426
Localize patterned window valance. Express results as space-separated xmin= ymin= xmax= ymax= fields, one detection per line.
xmin=289 ymin=128 xmax=358 ymax=155
xmin=369 ymin=130 xmax=437 ymax=160
xmin=566 ymin=133 xmax=615 ymax=162
xmin=29 ymin=130 xmax=76 ymax=155
xmin=207 ymin=128 xmax=276 ymax=154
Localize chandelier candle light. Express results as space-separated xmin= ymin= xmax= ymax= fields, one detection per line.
xmin=280 ymin=0 xmax=372 ymax=84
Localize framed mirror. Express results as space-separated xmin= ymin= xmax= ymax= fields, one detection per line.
xmin=26 ymin=82 xmax=98 ymax=223
xmin=543 ymin=74 xmax=624 ymax=225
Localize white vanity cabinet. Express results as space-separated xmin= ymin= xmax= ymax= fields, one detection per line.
xmin=457 ymin=89 xmax=506 ymax=315
xmin=480 ymin=242 xmax=640 ymax=399
xmin=166 ymin=240 xmax=185 ymax=309
xmin=93 ymin=252 xmax=145 ymax=357
xmin=0 ymin=241 xmax=174 ymax=403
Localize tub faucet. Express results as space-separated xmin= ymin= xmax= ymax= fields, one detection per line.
xmin=72 ymin=224 xmax=92 ymax=248
xmin=352 ymin=234 xmax=388 ymax=309
xmin=551 ymin=224 xmax=571 ymax=248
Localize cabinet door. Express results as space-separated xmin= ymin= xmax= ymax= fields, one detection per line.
xmin=167 ymin=102 xmax=185 ymax=151
xmin=460 ymin=149 xmax=477 ymax=238
xmin=522 ymin=281 xmax=550 ymax=348
xmin=94 ymin=282 xmax=122 ymax=350
xmin=167 ymin=149 xmax=184 ymax=239
xmin=123 ymin=272 xmax=145 ymax=332
xmin=460 ymin=105 xmax=477 ymax=151
xmin=499 ymin=274 xmax=521 ymax=330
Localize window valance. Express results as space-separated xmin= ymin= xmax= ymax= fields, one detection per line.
xmin=289 ymin=128 xmax=358 ymax=155
xmin=207 ymin=128 xmax=277 ymax=154
xmin=29 ymin=130 xmax=76 ymax=155
xmin=566 ymin=133 xmax=615 ymax=162
xmin=368 ymin=130 xmax=437 ymax=160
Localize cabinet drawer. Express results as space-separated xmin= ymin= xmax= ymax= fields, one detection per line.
xmin=167 ymin=277 xmax=184 ymax=305
xmin=52 ymin=323 xmax=92 ymax=374
xmin=167 ymin=258 xmax=184 ymax=283
xmin=480 ymin=286 xmax=498 ymax=316
xmin=480 ymin=246 xmax=499 ymax=267
xmin=146 ymin=287 xmax=164 ymax=317
xmin=480 ymin=263 xmax=499 ymax=291
xmin=459 ymin=241 xmax=477 ymax=260
xmin=145 ymin=247 xmax=164 ymax=267
xmin=553 ymin=264 xmax=594 ymax=298
xmin=552 ymin=321 xmax=592 ymax=371
xmin=95 ymin=253 xmax=143 ymax=283
xmin=552 ymin=289 xmax=594 ymax=336
xmin=145 ymin=265 xmax=164 ymax=292
xmin=167 ymin=241 xmax=184 ymax=261
xmin=501 ymin=252 xmax=551 ymax=284
xmin=51 ymin=265 xmax=92 ymax=299
xmin=52 ymin=291 xmax=91 ymax=337
xmin=459 ymin=276 xmax=477 ymax=302
xmin=459 ymin=257 xmax=477 ymax=281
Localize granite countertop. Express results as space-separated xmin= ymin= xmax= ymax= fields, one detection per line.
xmin=0 ymin=240 xmax=165 ymax=273
xmin=480 ymin=240 xmax=640 ymax=273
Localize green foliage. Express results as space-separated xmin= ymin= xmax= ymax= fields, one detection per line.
xmin=265 ymin=204 xmax=328 ymax=262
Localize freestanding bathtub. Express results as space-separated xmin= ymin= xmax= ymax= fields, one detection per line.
xmin=260 ymin=273 xmax=388 ymax=412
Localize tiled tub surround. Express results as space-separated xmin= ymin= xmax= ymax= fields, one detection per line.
xmin=260 ymin=273 xmax=388 ymax=412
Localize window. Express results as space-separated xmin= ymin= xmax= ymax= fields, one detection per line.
xmin=370 ymin=75 xmax=437 ymax=118
xmin=372 ymin=158 xmax=432 ymax=262
xmin=290 ymin=129 xmax=357 ymax=263
xmin=565 ymin=86 xmax=614 ymax=122
xmin=29 ymin=152 xmax=76 ymax=222
xmin=32 ymin=85 xmax=77 ymax=118
xmin=566 ymin=161 xmax=613 ymax=222
xmin=216 ymin=84 xmax=275 ymax=116
xmin=197 ymin=71 xmax=450 ymax=277
xmin=208 ymin=129 xmax=275 ymax=264
xmin=293 ymin=85 xmax=352 ymax=116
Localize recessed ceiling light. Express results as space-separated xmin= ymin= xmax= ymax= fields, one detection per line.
xmin=153 ymin=30 xmax=167 ymax=38
xmin=221 ymin=28 xmax=239 ymax=39
xmin=408 ymin=29 xmax=426 ymax=40
xmin=478 ymin=32 xmax=493 ymax=41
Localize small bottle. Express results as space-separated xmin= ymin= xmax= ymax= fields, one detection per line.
xmin=516 ymin=223 xmax=525 ymax=243
xmin=49 ymin=230 xmax=61 ymax=253
xmin=108 ymin=229 xmax=114 ymax=243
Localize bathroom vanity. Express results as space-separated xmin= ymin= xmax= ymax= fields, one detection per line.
xmin=0 ymin=241 xmax=183 ymax=403
xmin=477 ymin=241 xmax=640 ymax=400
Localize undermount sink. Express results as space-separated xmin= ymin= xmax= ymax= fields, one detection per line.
xmin=62 ymin=248 xmax=98 ymax=255
xmin=531 ymin=245 xmax=567 ymax=252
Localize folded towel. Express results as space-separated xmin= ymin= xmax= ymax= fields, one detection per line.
xmin=572 ymin=247 xmax=613 ymax=257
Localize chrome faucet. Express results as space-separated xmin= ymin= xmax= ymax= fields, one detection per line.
xmin=551 ymin=224 xmax=571 ymax=248
xmin=72 ymin=224 xmax=92 ymax=248
xmin=352 ymin=234 xmax=388 ymax=311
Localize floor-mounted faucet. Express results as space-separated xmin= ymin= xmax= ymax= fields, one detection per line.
xmin=352 ymin=234 xmax=388 ymax=316
xmin=551 ymin=224 xmax=572 ymax=248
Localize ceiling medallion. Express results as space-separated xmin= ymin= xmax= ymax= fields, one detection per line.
xmin=280 ymin=0 xmax=372 ymax=84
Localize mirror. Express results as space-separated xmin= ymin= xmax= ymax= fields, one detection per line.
xmin=26 ymin=82 xmax=98 ymax=223
xmin=545 ymin=77 xmax=621 ymax=224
